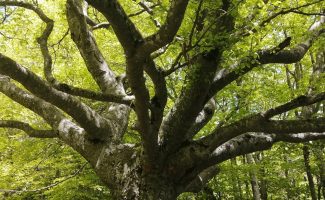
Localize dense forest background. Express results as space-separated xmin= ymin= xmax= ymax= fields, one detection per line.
xmin=0 ymin=0 xmax=324 ymax=199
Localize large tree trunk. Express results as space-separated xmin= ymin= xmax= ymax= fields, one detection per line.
xmin=89 ymin=145 xmax=179 ymax=200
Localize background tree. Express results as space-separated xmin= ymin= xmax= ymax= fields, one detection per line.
xmin=0 ymin=0 xmax=324 ymax=199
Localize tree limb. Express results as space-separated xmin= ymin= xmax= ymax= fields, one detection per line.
xmin=207 ymin=16 xmax=324 ymax=101
xmin=85 ymin=0 xmax=143 ymax=55
xmin=182 ymin=131 xmax=325 ymax=190
xmin=182 ymin=165 xmax=220 ymax=193
xmin=262 ymin=92 xmax=325 ymax=119
xmin=66 ymin=0 xmax=127 ymax=96
xmin=186 ymin=98 xmax=216 ymax=140
xmin=0 ymin=120 xmax=57 ymax=138
xmin=160 ymin=49 xmax=220 ymax=154
xmin=0 ymin=76 xmax=103 ymax=164
xmin=200 ymin=114 xmax=325 ymax=153
xmin=205 ymin=132 xmax=325 ymax=170
xmin=0 ymin=55 xmax=114 ymax=141
xmin=0 ymin=1 xmax=133 ymax=106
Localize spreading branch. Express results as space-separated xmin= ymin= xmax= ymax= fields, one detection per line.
xmin=200 ymin=101 xmax=325 ymax=152
xmin=0 ymin=75 xmax=103 ymax=164
xmin=85 ymin=0 xmax=143 ymax=55
xmin=0 ymin=54 xmax=114 ymax=141
xmin=181 ymin=131 xmax=325 ymax=190
xmin=0 ymin=1 xmax=133 ymax=106
xmin=209 ymin=131 xmax=325 ymax=167
xmin=66 ymin=0 xmax=127 ymax=96
xmin=0 ymin=120 xmax=57 ymax=138
xmin=207 ymin=16 xmax=324 ymax=101
xmin=262 ymin=92 xmax=325 ymax=119
xmin=160 ymin=49 xmax=220 ymax=155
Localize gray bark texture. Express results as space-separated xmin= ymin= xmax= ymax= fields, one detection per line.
xmin=0 ymin=0 xmax=324 ymax=199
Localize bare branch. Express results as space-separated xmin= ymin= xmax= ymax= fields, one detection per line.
xmin=89 ymin=3 xmax=160 ymax=31
xmin=0 ymin=1 xmax=53 ymax=23
xmin=200 ymin=113 xmax=325 ymax=153
xmin=0 ymin=0 xmax=55 ymax=84
xmin=205 ymin=131 xmax=325 ymax=170
xmin=0 ymin=120 xmax=57 ymax=138
xmin=0 ymin=2 xmax=133 ymax=106
xmin=0 ymin=75 xmax=65 ymax=127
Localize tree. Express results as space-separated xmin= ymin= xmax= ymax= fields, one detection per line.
xmin=0 ymin=0 xmax=324 ymax=199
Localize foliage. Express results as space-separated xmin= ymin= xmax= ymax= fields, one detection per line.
xmin=0 ymin=0 xmax=324 ymax=199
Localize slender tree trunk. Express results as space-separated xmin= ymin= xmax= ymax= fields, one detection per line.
xmin=246 ymin=154 xmax=261 ymax=200
xmin=303 ymin=145 xmax=317 ymax=200
xmin=231 ymin=158 xmax=243 ymax=200
xmin=242 ymin=155 xmax=252 ymax=199
xmin=314 ymin=143 xmax=325 ymax=200
xmin=284 ymin=154 xmax=293 ymax=199
xmin=254 ymin=153 xmax=268 ymax=200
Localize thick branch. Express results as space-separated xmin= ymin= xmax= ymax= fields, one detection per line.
xmin=160 ymin=49 xmax=220 ymax=154
xmin=0 ymin=76 xmax=102 ymax=165
xmin=0 ymin=2 xmax=133 ymax=105
xmin=186 ymin=98 xmax=216 ymax=140
xmin=182 ymin=165 xmax=220 ymax=193
xmin=0 ymin=75 xmax=65 ymax=127
xmin=182 ymin=132 xmax=325 ymax=191
xmin=0 ymin=120 xmax=56 ymax=138
xmin=54 ymin=84 xmax=134 ymax=105
xmin=66 ymin=0 xmax=127 ymax=96
xmin=0 ymin=54 xmax=114 ymax=141
xmin=85 ymin=0 xmax=143 ymax=55
xmin=201 ymin=114 xmax=325 ymax=153
xmin=211 ymin=132 xmax=325 ymax=165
